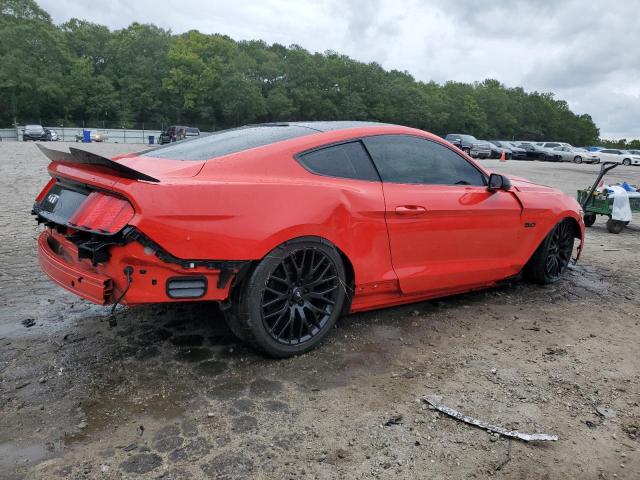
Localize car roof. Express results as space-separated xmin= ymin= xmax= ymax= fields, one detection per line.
xmin=251 ymin=121 xmax=391 ymax=132
xmin=142 ymin=122 xmax=429 ymax=162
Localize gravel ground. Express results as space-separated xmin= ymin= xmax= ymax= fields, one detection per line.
xmin=1 ymin=142 xmax=639 ymax=480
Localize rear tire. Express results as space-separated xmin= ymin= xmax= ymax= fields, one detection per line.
xmin=583 ymin=214 xmax=596 ymax=227
xmin=524 ymin=219 xmax=575 ymax=284
xmin=224 ymin=238 xmax=347 ymax=358
xmin=606 ymin=219 xmax=625 ymax=234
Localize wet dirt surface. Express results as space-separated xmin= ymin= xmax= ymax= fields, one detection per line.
xmin=1 ymin=144 xmax=639 ymax=479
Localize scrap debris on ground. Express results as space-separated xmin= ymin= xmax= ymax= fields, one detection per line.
xmin=421 ymin=396 xmax=559 ymax=442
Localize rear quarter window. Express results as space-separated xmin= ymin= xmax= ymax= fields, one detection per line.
xmin=297 ymin=141 xmax=380 ymax=182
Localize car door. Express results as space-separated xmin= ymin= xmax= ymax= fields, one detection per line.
xmin=599 ymin=150 xmax=622 ymax=163
xmin=554 ymin=147 xmax=571 ymax=161
xmin=363 ymin=134 xmax=524 ymax=295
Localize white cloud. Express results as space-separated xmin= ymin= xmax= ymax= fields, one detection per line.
xmin=38 ymin=0 xmax=639 ymax=138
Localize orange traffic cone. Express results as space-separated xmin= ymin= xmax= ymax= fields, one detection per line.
xmin=499 ymin=149 xmax=506 ymax=162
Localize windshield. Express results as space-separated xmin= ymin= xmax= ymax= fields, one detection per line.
xmin=25 ymin=125 xmax=43 ymax=133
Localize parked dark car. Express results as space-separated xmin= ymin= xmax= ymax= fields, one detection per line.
xmin=158 ymin=126 xmax=188 ymax=145
xmin=23 ymin=125 xmax=52 ymax=141
xmin=444 ymin=134 xmax=491 ymax=158
xmin=516 ymin=142 xmax=555 ymax=161
xmin=486 ymin=141 xmax=512 ymax=159
xmin=490 ymin=141 xmax=528 ymax=160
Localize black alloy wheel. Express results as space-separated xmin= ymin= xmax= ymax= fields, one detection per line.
xmin=524 ymin=219 xmax=575 ymax=284
xmin=224 ymin=238 xmax=347 ymax=357
xmin=261 ymin=248 xmax=340 ymax=345
xmin=544 ymin=221 xmax=574 ymax=279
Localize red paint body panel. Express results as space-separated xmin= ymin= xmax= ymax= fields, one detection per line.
xmin=35 ymin=124 xmax=585 ymax=310
xmin=381 ymin=184 xmax=523 ymax=294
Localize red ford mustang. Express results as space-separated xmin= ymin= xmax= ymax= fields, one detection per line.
xmin=34 ymin=122 xmax=584 ymax=357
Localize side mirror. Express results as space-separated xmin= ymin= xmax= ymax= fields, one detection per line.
xmin=487 ymin=173 xmax=511 ymax=191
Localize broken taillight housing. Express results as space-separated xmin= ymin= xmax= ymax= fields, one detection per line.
xmin=68 ymin=192 xmax=134 ymax=234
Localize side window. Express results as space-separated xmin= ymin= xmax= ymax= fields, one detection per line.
xmin=363 ymin=135 xmax=486 ymax=186
xmin=297 ymin=141 xmax=379 ymax=181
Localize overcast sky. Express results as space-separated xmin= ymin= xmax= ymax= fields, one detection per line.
xmin=39 ymin=0 xmax=640 ymax=139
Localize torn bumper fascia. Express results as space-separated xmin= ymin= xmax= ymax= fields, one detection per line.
xmin=573 ymin=229 xmax=585 ymax=264
xmin=36 ymin=221 xmax=251 ymax=305
xmin=573 ymin=240 xmax=584 ymax=263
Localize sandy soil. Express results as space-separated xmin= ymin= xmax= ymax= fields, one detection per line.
xmin=0 ymin=142 xmax=639 ymax=480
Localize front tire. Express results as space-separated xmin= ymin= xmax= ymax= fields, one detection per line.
xmin=574 ymin=156 xmax=582 ymax=164
xmin=225 ymin=238 xmax=347 ymax=357
xmin=622 ymin=158 xmax=631 ymax=166
xmin=524 ymin=219 xmax=575 ymax=284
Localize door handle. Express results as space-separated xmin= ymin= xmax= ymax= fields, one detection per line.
xmin=395 ymin=205 xmax=427 ymax=215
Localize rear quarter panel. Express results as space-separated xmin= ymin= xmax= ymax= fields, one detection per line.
xmin=127 ymin=144 xmax=397 ymax=288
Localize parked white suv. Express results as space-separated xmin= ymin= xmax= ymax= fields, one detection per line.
xmin=597 ymin=149 xmax=640 ymax=166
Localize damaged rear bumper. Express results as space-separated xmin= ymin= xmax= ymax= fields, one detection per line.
xmin=38 ymin=232 xmax=113 ymax=305
xmin=37 ymin=228 xmax=249 ymax=306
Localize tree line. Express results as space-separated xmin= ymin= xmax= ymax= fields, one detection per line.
xmin=0 ymin=0 xmax=613 ymax=146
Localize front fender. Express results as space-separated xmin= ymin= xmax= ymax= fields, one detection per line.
xmin=512 ymin=188 xmax=585 ymax=264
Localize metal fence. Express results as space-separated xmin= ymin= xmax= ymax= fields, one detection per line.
xmin=0 ymin=127 xmax=174 ymax=144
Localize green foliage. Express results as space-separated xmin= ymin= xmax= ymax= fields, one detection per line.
xmin=599 ymin=138 xmax=640 ymax=150
xmin=0 ymin=3 xmax=607 ymax=144
xmin=1 ymin=0 xmax=50 ymax=21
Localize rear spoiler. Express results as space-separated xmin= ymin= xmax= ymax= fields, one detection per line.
xmin=37 ymin=144 xmax=159 ymax=183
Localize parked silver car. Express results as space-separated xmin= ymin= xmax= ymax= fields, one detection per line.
xmin=552 ymin=146 xmax=599 ymax=164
